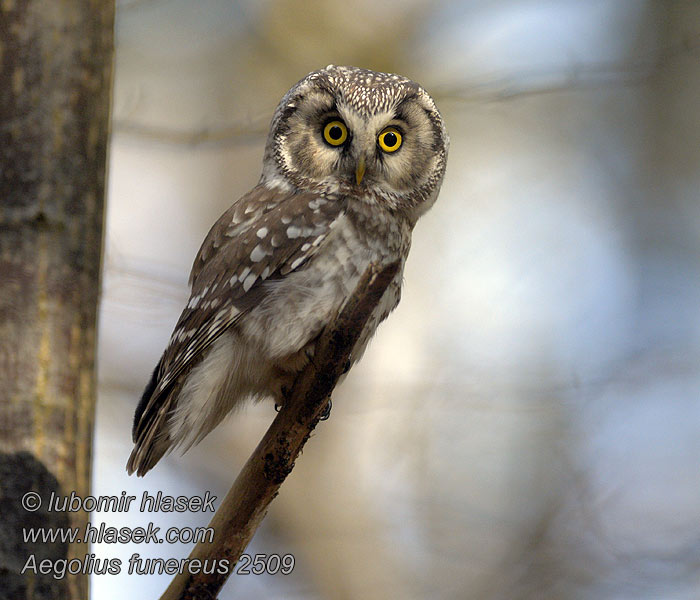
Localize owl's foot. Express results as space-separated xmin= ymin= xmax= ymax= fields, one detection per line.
xmin=319 ymin=397 xmax=332 ymax=421
xmin=275 ymin=383 xmax=291 ymax=412
xmin=304 ymin=346 xmax=319 ymax=370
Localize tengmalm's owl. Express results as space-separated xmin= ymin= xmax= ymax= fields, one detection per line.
xmin=127 ymin=65 xmax=448 ymax=476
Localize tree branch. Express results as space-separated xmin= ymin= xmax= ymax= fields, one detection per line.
xmin=159 ymin=260 xmax=400 ymax=600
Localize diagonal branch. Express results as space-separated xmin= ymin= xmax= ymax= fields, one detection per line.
xmin=159 ymin=260 xmax=400 ymax=600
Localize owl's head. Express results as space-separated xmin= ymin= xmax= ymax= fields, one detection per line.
xmin=261 ymin=65 xmax=448 ymax=222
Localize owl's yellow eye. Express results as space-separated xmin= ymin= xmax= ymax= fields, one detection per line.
xmin=377 ymin=127 xmax=402 ymax=153
xmin=322 ymin=120 xmax=348 ymax=146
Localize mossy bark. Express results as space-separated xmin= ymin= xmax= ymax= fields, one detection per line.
xmin=0 ymin=2 xmax=114 ymax=598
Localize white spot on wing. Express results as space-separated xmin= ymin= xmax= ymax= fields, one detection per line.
xmin=290 ymin=256 xmax=306 ymax=270
xmin=242 ymin=273 xmax=257 ymax=292
xmin=256 ymin=227 xmax=268 ymax=238
xmin=250 ymin=244 xmax=266 ymax=262
xmin=308 ymin=198 xmax=325 ymax=210
xmin=287 ymin=226 xmax=301 ymax=238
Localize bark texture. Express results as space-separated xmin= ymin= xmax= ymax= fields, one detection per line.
xmin=0 ymin=2 xmax=114 ymax=598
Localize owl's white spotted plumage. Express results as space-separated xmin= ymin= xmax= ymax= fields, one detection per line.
xmin=127 ymin=65 xmax=448 ymax=476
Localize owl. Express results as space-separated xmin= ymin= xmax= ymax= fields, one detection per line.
xmin=127 ymin=65 xmax=448 ymax=476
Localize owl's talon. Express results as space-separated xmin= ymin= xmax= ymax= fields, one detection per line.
xmin=280 ymin=384 xmax=291 ymax=400
xmin=318 ymin=398 xmax=332 ymax=421
xmin=342 ymin=359 xmax=351 ymax=374
xmin=274 ymin=403 xmax=282 ymax=413
xmin=305 ymin=348 xmax=319 ymax=369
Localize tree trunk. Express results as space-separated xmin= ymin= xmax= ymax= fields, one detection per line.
xmin=0 ymin=2 xmax=114 ymax=599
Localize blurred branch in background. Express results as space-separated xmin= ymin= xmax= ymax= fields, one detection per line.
xmin=111 ymin=32 xmax=700 ymax=147
xmin=112 ymin=117 xmax=269 ymax=147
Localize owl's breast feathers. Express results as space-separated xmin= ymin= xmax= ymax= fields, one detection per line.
xmin=128 ymin=183 xmax=407 ymax=475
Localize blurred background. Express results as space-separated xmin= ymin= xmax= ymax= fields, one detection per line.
xmin=94 ymin=1 xmax=700 ymax=598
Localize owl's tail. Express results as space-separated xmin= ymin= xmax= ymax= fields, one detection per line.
xmin=126 ymin=358 xmax=175 ymax=476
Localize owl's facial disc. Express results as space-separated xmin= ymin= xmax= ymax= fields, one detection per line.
xmin=277 ymin=91 xmax=440 ymax=195
xmin=264 ymin=66 xmax=448 ymax=218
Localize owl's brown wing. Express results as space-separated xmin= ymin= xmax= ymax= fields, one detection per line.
xmin=128 ymin=184 xmax=344 ymax=475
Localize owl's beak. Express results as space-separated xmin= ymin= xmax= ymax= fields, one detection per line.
xmin=355 ymin=156 xmax=366 ymax=185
